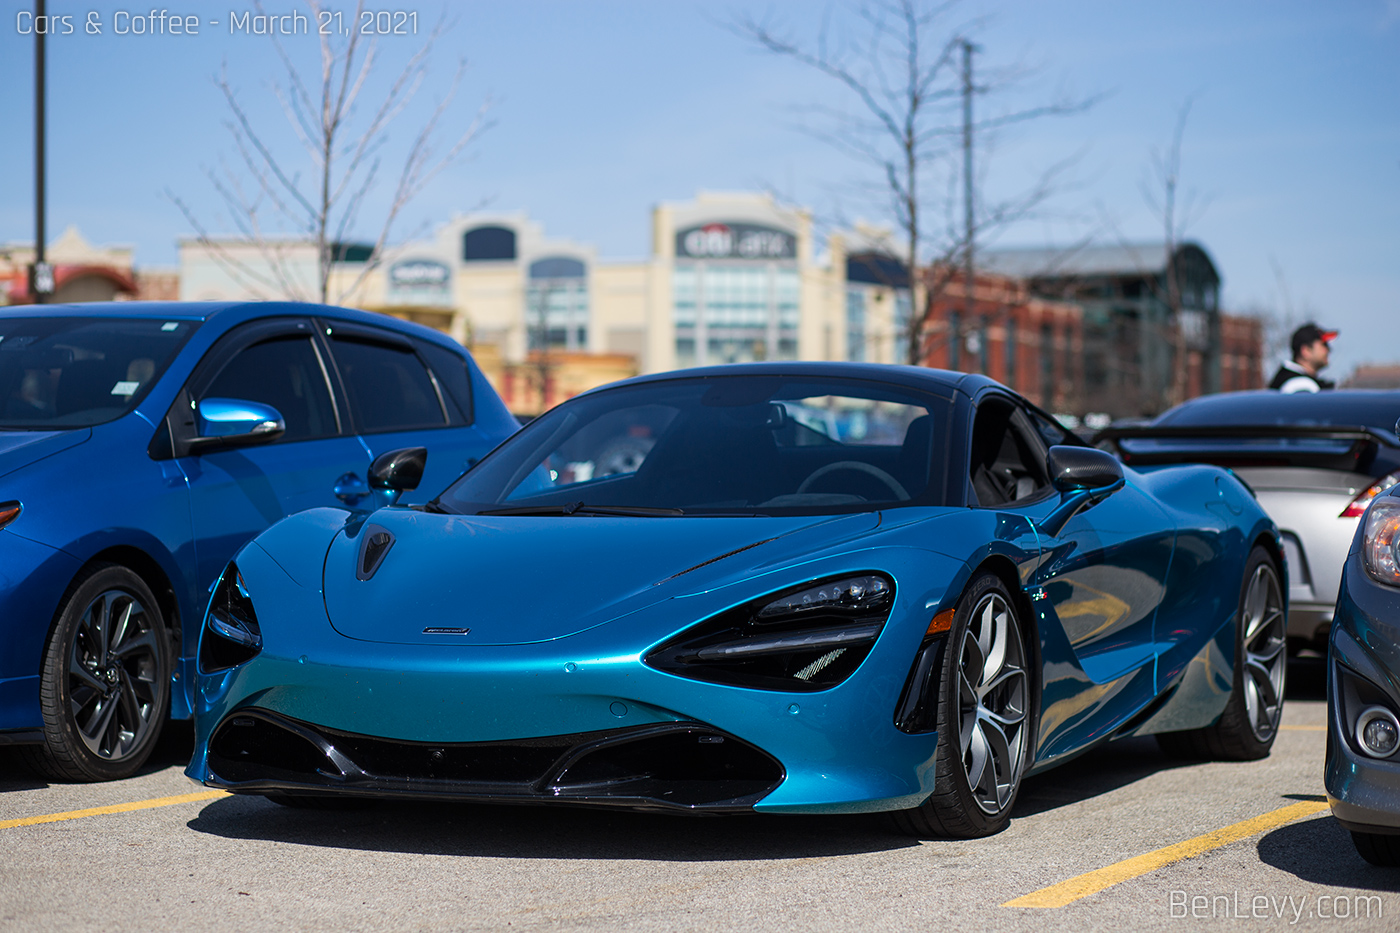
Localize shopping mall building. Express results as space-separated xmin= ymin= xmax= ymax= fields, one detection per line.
xmin=180 ymin=192 xmax=912 ymax=412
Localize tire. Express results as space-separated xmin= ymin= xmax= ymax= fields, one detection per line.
xmin=891 ymin=573 xmax=1032 ymax=838
xmin=21 ymin=564 xmax=171 ymax=782
xmin=1156 ymin=546 xmax=1286 ymax=761
xmin=1351 ymin=831 xmax=1400 ymax=867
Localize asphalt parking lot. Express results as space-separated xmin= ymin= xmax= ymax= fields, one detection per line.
xmin=1 ymin=658 xmax=1396 ymax=933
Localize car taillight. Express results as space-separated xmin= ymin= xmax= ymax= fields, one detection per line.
xmin=1342 ymin=473 xmax=1400 ymax=518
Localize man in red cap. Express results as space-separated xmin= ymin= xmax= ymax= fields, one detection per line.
xmin=1269 ymin=322 xmax=1337 ymax=393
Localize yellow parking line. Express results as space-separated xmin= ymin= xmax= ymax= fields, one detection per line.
xmin=0 ymin=790 xmax=229 ymax=831
xmin=1003 ymin=799 xmax=1330 ymax=908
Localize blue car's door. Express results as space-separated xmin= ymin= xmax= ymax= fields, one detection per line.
xmin=965 ymin=394 xmax=1173 ymax=761
xmin=320 ymin=322 xmax=500 ymax=503
xmin=170 ymin=318 xmax=371 ymax=594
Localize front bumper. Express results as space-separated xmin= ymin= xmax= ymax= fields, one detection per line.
xmin=187 ymin=540 xmax=955 ymax=814
xmin=1325 ymin=550 xmax=1400 ymax=834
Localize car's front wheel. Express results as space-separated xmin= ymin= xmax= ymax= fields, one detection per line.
xmin=892 ymin=572 xmax=1032 ymax=838
xmin=23 ymin=564 xmax=171 ymax=782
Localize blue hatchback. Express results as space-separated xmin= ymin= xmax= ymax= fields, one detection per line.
xmin=0 ymin=301 xmax=517 ymax=780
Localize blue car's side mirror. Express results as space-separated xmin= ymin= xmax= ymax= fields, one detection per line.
xmin=188 ymin=398 xmax=286 ymax=454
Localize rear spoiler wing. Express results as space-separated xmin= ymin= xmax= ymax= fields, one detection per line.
xmin=1093 ymin=424 xmax=1396 ymax=471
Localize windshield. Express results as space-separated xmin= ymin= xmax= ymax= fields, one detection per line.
xmin=437 ymin=375 xmax=950 ymax=516
xmin=0 ymin=317 xmax=200 ymax=429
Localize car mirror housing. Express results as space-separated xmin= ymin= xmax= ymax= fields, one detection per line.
xmin=189 ymin=398 xmax=285 ymax=454
xmin=368 ymin=447 xmax=427 ymax=508
xmin=1040 ymin=446 xmax=1126 ymax=537
xmin=1047 ymin=445 xmax=1124 ymax=494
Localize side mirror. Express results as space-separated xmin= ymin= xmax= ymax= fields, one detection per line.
xmin=188 ymin=398 xmax=285 ymax=453
xmin=368 ymin=447 xmax=427 ymax=508
xmin=1040 ymin=446 xmax=1126 ymax=537
xmin=1047 ymin=445 xmax=1124 ymax=494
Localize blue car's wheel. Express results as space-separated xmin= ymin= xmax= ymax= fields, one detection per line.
xmin=1157 ymin=546 xmax=1286 ymax=761
xmin=23 ymin=564 xmax=171 ymax=782
xmin=892 ymin=572 xmax=1031 ymax=838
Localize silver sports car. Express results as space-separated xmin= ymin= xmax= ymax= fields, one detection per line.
xmin=1097 ymin=390 xmax=1400 ymax=650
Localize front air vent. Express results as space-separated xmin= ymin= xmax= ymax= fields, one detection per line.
xmin=356 ymin=525 xmax=395 ymax=581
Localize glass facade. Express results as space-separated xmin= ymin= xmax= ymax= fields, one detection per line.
xmin=845 ymin=288 xmax=867 ymax=362
xmin=527 ymin=278 xmax=589 ymax=351
xmin=673 ymin=263 xmax=799 ymax=367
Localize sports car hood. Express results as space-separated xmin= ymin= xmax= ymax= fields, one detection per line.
xmin=0 ymin=428 xmax=90 ymax=479
xmin=322 ymin=509 xmax=882 ymax=646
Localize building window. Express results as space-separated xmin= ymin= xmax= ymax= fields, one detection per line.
xmin=846 ymin=288 xmax=866 ymax=362
xmin=527 ymin=256 xmax=589 ymax=352
xmin=1041 ymin=323 xmax=1055 ymax=406
xmin=979 ymin=316 xmax=990 ymax=374
xmin=462 ymin=226 xmax=516 ymax=262
xmin=1004 ymin=312 xmax=1017 ymax=389
xmin=893 ymin=290 xmax=911 ymax=365
xmin=673 ymin=263 xmax=799 ymax=367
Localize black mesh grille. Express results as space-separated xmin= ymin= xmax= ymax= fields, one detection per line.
xmin=206 ymin=710 xmax=784 ymax=811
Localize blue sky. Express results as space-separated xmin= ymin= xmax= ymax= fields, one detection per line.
xmin=1 ymin=1 xmax=1397 ymax=376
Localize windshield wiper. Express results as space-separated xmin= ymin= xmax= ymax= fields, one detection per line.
xmin=478 ymin=501 xmax=684 ymax=517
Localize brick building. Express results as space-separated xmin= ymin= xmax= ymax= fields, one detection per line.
xmin=920 ymin=266 xmax=1085 ymax=414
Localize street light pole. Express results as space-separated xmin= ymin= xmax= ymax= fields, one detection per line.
xmin=32 ymin=0 xmax=49 ymax=304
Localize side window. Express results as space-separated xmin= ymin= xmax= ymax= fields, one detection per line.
xmin=330 ymin=337 xmax=446 ymax=433
xmin=415 ymin=340 xmax=475 ymax=425
xmin=967 ymin=398 xmax=1051 ymax=507
xmin=1028 ymin=408 xmax=1071 ymax=449
xmin=202 ymin=337 xmax=337 ymax=443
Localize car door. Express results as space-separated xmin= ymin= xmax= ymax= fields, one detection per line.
xmin=167 ymin=318 xmax=372 ymax=592
xmin=320 ymin=321 xmax=499 ymax=503
xmin=966 ymin=393 xmax=1174 ymax=757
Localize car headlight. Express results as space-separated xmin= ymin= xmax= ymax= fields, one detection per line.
xmin=644 ymin=573 xmax=895 ymax=692
xmin=198 ymin=562 xmax=263 ymax=673
xmin=1362 ymin=497 xmax=1400 ymax=587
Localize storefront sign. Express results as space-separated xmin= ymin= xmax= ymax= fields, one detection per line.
xmin=676 ymin=222 xmax=796 ymax=260
xmin=389 ymin=259 xmax=450 ymax=289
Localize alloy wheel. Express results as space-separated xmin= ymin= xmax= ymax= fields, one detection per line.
xmin=1240 ymin=563 xmax=1286 ymax=743
xmin=958 ymin=592 xmax=1029 ymax=814
xmin=67 ymin=589 xmax=164 ymax=761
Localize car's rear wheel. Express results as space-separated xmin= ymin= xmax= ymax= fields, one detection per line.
xmin=1351 ymin=831 xmax=1400 ymax=867
xmin=1157 ymin=546 xmax=1286 ymax=761
xmin=22 ymin=564 xmax=171 ymax=782
xmin=892 ymin=573 xmax=1031 ymax=838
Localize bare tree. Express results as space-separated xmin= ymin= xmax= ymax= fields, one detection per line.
xmin=1139 ymin=97 xmax=1211 ymax=406
xmin=170 ymin=0 xmax=491 ymax=304
xmin=732 ymin=0 xmax=1094 ymax=364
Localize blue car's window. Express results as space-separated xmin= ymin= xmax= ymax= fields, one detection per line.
xmin=0 ymin=316 xmax=199 ymax=428
xmin=202 ymin=337 xmax=338 ymax=442
xmin=438 ymin=375 xmax=949 ymax=516
xmin=329 ymin=337 xmax=447 ymax=433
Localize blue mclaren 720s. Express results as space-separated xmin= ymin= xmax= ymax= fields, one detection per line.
xmin=187 ymin=363 xmax=1287 ymax=838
